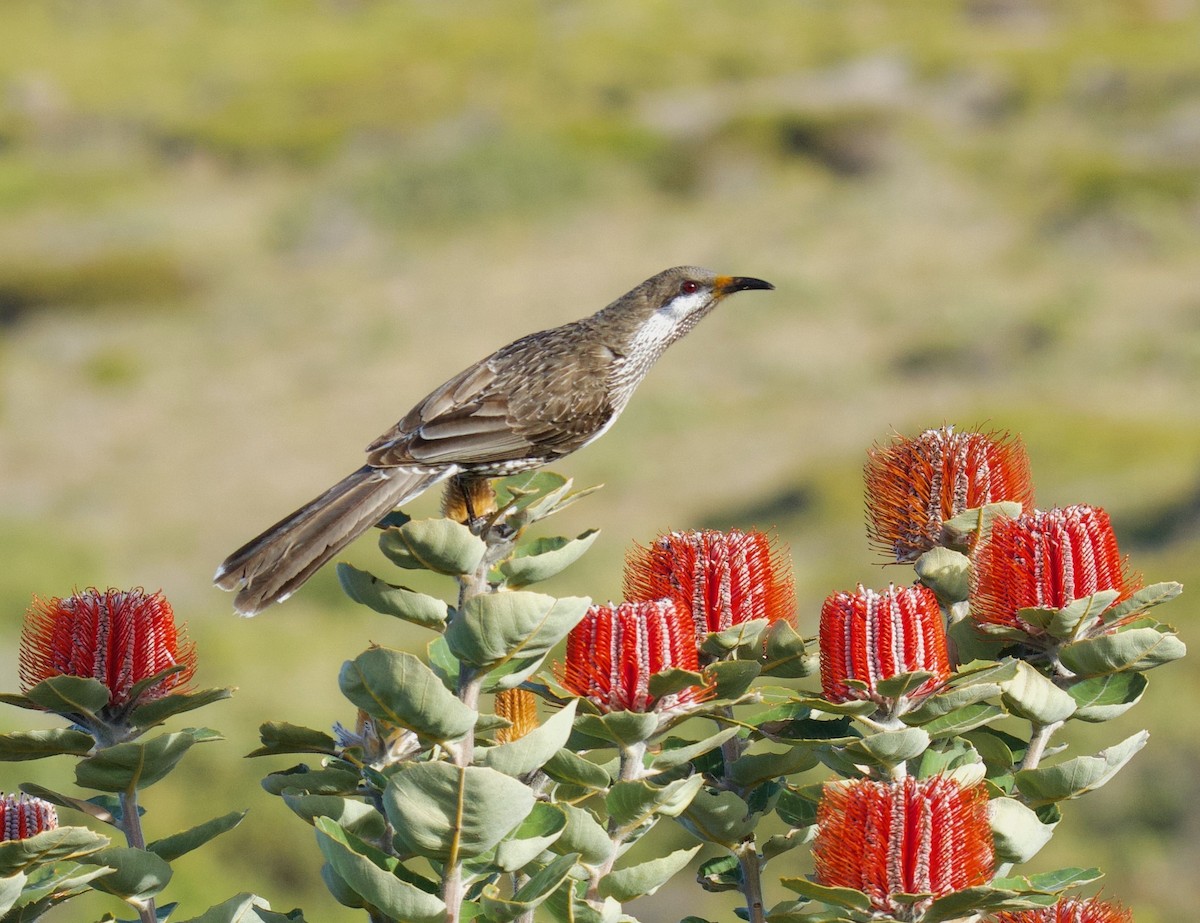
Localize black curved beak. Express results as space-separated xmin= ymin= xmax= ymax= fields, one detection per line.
xmin=715 ymin=276 xmax=775 ymax=296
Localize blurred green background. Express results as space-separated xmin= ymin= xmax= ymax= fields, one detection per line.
xmin=1 ymin=0 xmax=1198 ymax=919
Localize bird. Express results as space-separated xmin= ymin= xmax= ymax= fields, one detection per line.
xmin=215 ymin=265 xmax=774 ymax=615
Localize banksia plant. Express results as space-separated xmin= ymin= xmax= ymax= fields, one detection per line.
xmin=19 ymin=587 xmax=196 ymax=711
xmin=811 ymin=775 xmax=994 ymax=916
xmin=561 ymin=599 xmax=708 ymax=715
xmin=866 ymin=426 xmax=1035 ymax=562
xmin=493 ymin=688 xmax=539 ymax=743
xmin=819 ymin=583 xmax=951 ymax=707
xmin=0 ymin=793 xmax=58 ymax=841
xmin=623 ymin=528 xmax=796 ymax=638
xmin=993 ymin=896 xmax=1133 ymax=922
xmin=972 ymin=505 xmax=1140 ymax=638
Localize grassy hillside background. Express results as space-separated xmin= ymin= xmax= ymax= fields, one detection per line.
xmin=1 ymin=1 xmax=1198 ymax=919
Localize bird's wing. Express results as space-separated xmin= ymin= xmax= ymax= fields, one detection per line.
xmin=365 ymin=330 xmax=617 ymax=469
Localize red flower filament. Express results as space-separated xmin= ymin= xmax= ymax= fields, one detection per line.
xmin=819 ymin=584 xmax=951 ymax=703
xmin=19 ymin=587 xmax=197 ymax=708
xmin=813 ymin=775 xmax=993 ymax=915
xmin=561 ymin=600 xmax=707 ymax=713
xmin=994 ymin=897 xmax=1132 ymax=923
xmin=623 ymin=529 xmax=796 ymax=639
xmin=0 ymin=793 xmax=59 ymax=841
xmin=865 ymin=426 xmax=1035 ymax=562
xmin=972 ymin=505 xmax=1140 ymax=634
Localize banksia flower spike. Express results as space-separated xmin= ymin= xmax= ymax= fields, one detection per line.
xmin=813 ymin=775 xmax=993 ymax=916
xmin=623 ymin=529 xmax=796 ymax=639
xmin=561 ymin=600 xmax=708 ymax=714
xmin=866 ymin=426 xmax=1035 ymax=562
xmin=494 ymin=688 xmax=540 ymax=744
xmin=19 ymin=587 xmax=196 ymax=710
xmin=819 ymin=583 xmax=951 ymax=705
xmin=993 ymin=896 xmax=1132 ymax=923
xmin=972 ymin=505 xmax=1140 ymax=636
xmin=0 ymin=793 xmax=58 ymax=841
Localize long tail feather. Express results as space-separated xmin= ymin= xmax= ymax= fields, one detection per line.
xmin=214 ymin=465 xmax=451 ymax=616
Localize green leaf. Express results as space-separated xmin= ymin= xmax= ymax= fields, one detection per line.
xmin=679 ymin=789 xmax=755 ymax=848
xmin=697 ymin=854 xmax=742 ymax=892
xmin=179 ymin=892 xmax=308 ymax=922
xmin=844 ymin=727 xmax=931 ymax=768
xmin=917 ymin=703 xmax=1005 ymax=739
xmin=707 ymin=660 xmax=762 ymax=700
xmin=315 ymin=817 xmax=445 ymax=923
xmin=0 ymin=826 xmax=111 ymax=876
xmin=915 ymin=546 xmax=972 ymax=604
xmin=493 ymin=803 xmax=568 ymax=872
xmin=261 ymin=764 xmax=360 ymax=797
xmin=499 ymin=530 xmax=600 ymax=587
xmin=551 ymin=803 xmax=614 ymax=866
xmin=480 ymin=700 xmax=576 ymax=777
xmin=541 ymin=748 xmax=611 ymax=791
xmin=1000 ymin=662 xmax=1076 ymax=724
xmin=778 ymin=876 xmax=872 ymax=912
xmin=18 ymin=784 xmax=116 ymax=825
xmin=600 ymin=845 xmax=700 ymax=901
xmin=1105 ymin=581 xmax=1183 ymax=623
xmin=1016 ymin=730 xmax=1148 ymax=805
xmin=445 ymin=591 xmax=590 ymax=670
xmin=875 ymin=671 xmax=936 ymax=699
xmin=607 ymin=775 xmax=703 ymax=829
xmin=1018 ymin=591 xmax=1119 ymax=641
xmin=700 ymin=619 xmax=769 ymax=658
xmin=650 ymin=727 xmax=741 ymax=773
xmin=775 ymin=785 xmax=821 ymax=829
xmin=989 ymin=797 xmax=1056 ymax=863
xmin=129 ymin=687 xmax=234 ymax=729
xmin=76 ymin=730 xmax=212 ymax=792
xmin=90 ymin=846 xmax=172 ymax=901
xmin=23 ymin=676 xmax=111 ymax=719
xmin=281 ymin=794 xmax=385 ymax=841
xmin=573 ymin=710 xmax=660 ymax=748
xmin=248 ymin=722 xmax=339 ymax=758
xmin=729 ymin=747 xmax=819 ymax=788
xmin=481 ymin=852 xmax=579 ymax=922
xmin=378 ymin=517 xmax=486 ymax=575
xmin=903 ymin=682 xmax=1002 ymax=724
xmin=647 ymin=668 xmax=707 ymax=701
xmin=1058 ymin=627 xmax=1186 ymax=675
xmin=922 ymin=885 xmax=1053 ymax=923
xmin=339 ymin=647 xmax=476 ymax=743
xmin=760 ymin=621 xmax=815 ymax=678
xmin=147 ymin=811 xmax=246 ymax=862
xmin=384 ymin=762 xmax=535 ymax=860
xmin=942 ymin=502 xmax=1024 ymax=546
xmin=1068 ymin=671 xmax=1147 ymax=722
xmin=0 ymin=728 xmax=95 ymax=762
xmin=337 ymin=564 xmax=451 ymax=628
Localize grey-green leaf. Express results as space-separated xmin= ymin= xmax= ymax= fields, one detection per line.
xmin=90 ymin=846 xmax=173 ymax=900
xmin=479 ymin=700 xmax=576 ymax=777
xmin=1067 ymin=672 xmax=1147 ymax=722
xmin=76 ymin=730 xmax=208 ymax=792
xmin=1000 ymin=662 xmax=1076 ymax=724
xmin=0 ymin=728 xmax=95 ymax=762
xmin=445 ymin=592 xmax=590 ymax=669
xmin=499 ymin=530 xmax=600 ymax=587
xmin=1058 ymin=627 xmax=1186 ymax=675
xmin=24 ymin=676 xmax=111 ymax=719
xmin=1016 ymin=730 xmax=1148 ymax=805
xmin=989 ymin=797 xmax=1056 ymax=863
xmin=338 ymin=647 xmax=475 ymax=743
xmin=599 ymin=845 xmax=701 ymax=901
xmin=0 ymin=826 xmax=111 ymax=876
xmin=338 ymin=564 xmax=450 ymax=628
xmin=379 ymin=517 xmax=486 ymax=575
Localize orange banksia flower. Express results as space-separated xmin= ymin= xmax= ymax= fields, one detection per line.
xmin=972 ymin=505 xmax=1140 ymax=635
xmin=813 ymin=775 xmax=993 ymax=915
xmin=494 ymin=688 xmax=540 ymax=744
xmin=866 ymin=426 xmax=1035 ymax=562
xmin=561 ymin=600 xmax=707 ymax=714
xmin=0 ymin=793 xmax=58 ymax=841
xmin=993 ymin=896 xmax=1132 ymax=923
xmin=819 ymin=584 xmax=950 ymax=704
xmin=623 ymin=529 xmax=795 ymax=639
xmin=20 ymin=587 xmax=196 ymax=708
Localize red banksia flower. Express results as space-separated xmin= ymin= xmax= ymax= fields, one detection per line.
xmin=865 ymin=426 xmax=1035 ymax=562
xmin=813 ymin=775 xmax=993 ymax=915
xmin=623 ymin=529 xmax=796 ymax=639
xmin=972 ymin=505 xmax=1140 ymax=635
xmin=819 ymin=584 xmax=951 ymax=704
xmin=994 ymin=897 xmax=1132 ymax=923
xmin=0 ymin=793 xmax=58 ymax=841
xmin=19 ymin=588 xmax=196 ymax=709
xmin=561 ymin=600 xmax=707 ymax=713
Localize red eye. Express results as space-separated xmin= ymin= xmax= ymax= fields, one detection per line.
xmin=680 ymin=280 xmax=699 ymax=294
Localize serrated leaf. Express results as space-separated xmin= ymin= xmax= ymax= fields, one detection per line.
xmin=0 ymin=826 xmax=111 ymax=876
xmin=607 ymin=775 xmax=703 ymax=829
xmin=1000 ymin=662 xmax=1076 ymax=724
xmin=384 ymin=762 xmax=535 ymax=860
xmin=314 ymin=817 xmax=445 ymax=923
xmin=480 ymin=700 xmax=576 ymax=777
xmin=989 ymin=797 xmax=1055 ymax=863
xmin=378 ymin=517 xmax=486 ymax=575
xmin=339 ymin=647 xmax=476 ymax=743
xmin=1105 ymin=581 xmax=1183 ymax=623
xmin=337 ymin=564 xmax=450 ymax=628
xmin=90 ymin=846 xmax=172 ymax=900
xmin=1016 ymin=730 xmax=1148 ymax=805
xmin=1067 ymin=671 xmax=1147 ymax=722
xmin=499 ymin=530 xmax=599 ymax=587
xmin=129 ymin=687 xmax=234 ymax=729
xmin=76 ymin=730 xmax=211 ymax=792
xmin=0 ymin=728 xmax=95 ymax=762
xmin=1058 ymin=627 xmax=1186 ymax=675
xmin=147 ymin=811 xmax=246 ymax=862
xmin=599 ymin=845 xmax=700 ymax=901
xmin=447 ymin=592 xmax=590 ymax=671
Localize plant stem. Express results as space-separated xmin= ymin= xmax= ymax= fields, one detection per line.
xmin=1021 ymin=719 xmax=1064 ymax=771
xmin=120 ymin=788 xmax=157 ymax=923
xmin=587 ymin=740 xmax=648 ymax=902
xmin=717 ymin=707 xmax=767 ymax=923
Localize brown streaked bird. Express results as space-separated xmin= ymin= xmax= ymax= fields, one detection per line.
xmin=215 ymin=266 xmax=774 ymax=615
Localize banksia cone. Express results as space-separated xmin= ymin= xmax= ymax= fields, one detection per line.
xmin=0 ymin=793 xmax=58 ymax=841
xmin=866 ymin=426 xmax=1035 ymax=562
xmin=972 ymin=505 xmax=1140 ymax=634
xmin=561 ymin=600 xmax=707 ymax=714
xmin=819 ymin=583 xmax=950 ymax=704
xmin=19 ymin=588 xmax=196 ymax=708
xmin=624 ymin=529 xmax=795 ymax=639
xmin=813 ymin=775 xmax=993 ymax=915
xmin=494 ymin=688 xmax=540 ymax=744
xmin=994 ymin=897 xmax=1132 ymax=922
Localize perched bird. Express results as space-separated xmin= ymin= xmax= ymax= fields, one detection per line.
xmin=215 ymin=266 xmax=774 ymax=615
